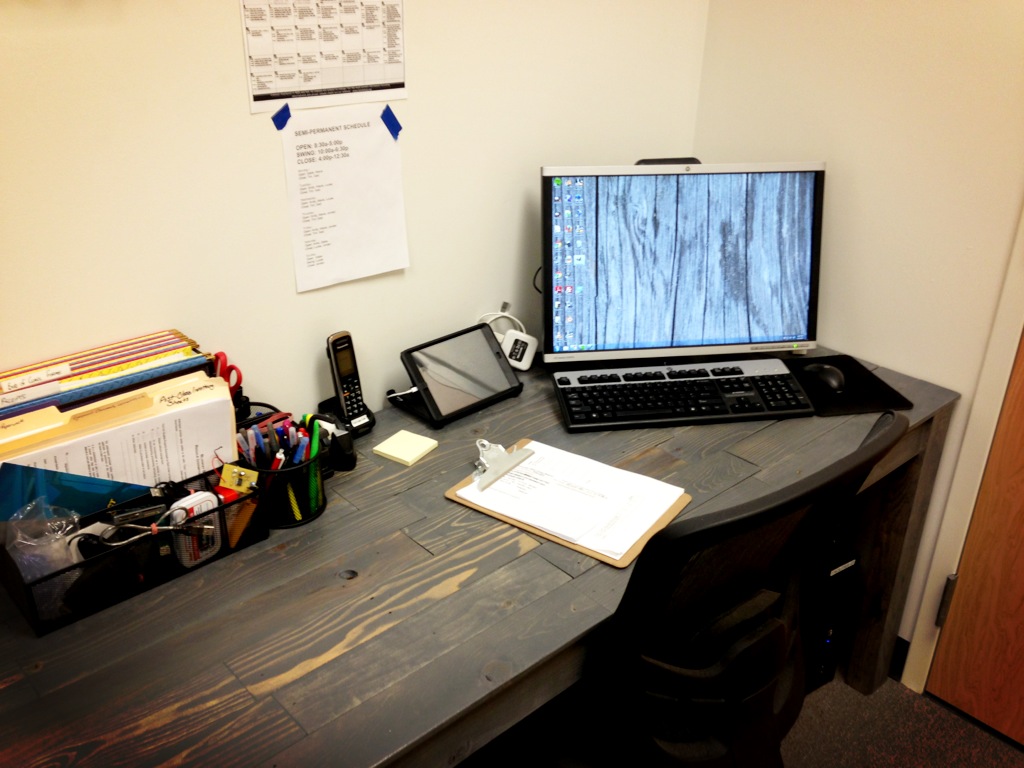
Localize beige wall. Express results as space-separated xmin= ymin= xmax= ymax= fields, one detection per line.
xmin=693 ymin=0 xmax=1024 ymax=687
xmin=0 ymin=1 xmax=709 ymax=410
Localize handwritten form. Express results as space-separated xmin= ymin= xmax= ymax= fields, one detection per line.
xmin=456 ymin=441 xmax=686 ymax=561
xmin=280 ymin=102 xmax=409 ymax=292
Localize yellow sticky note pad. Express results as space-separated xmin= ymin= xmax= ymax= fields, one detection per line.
xmin=373 ymin=430 xmax=438 ymax=466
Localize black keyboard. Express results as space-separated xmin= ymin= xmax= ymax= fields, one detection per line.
xmin=552 ymin=359 xmax=814 ymax=432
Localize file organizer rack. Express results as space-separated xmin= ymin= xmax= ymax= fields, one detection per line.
xmin=0 ymin=470 xmax=266 ymax=635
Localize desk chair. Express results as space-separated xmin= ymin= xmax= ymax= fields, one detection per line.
xmin=576 ymin=411 xmax=910 ymax=768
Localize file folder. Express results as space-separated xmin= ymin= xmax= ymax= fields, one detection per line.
xmin=0 ymin=353 xmax=209 ymax=420
xmin=0 ymin=330 xmax=196 ymax=395
xmin=0 ymin=372 xmax=236 ymax=486
xmin=0 ymin=463 xmax=151 ymax=522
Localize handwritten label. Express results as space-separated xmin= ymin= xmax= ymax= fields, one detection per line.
xmin=0 ymin=416 xmax=28 ymax=433
xmin=0 ymin=380 xmax=62 ymax=407
xmin=1 ymin=363 xmax=71 ymax=393
xmin=158 ymin=382 xmax=217 ymax=407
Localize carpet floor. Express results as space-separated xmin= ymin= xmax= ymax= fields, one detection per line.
xmin=781 ymin=679 xmax=1024 ymax=768
xmin=464 ymin=678 xmax=1024 ymax=767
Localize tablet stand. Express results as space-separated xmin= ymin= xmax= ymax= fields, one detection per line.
xmin=385 ymin=387 xmax=434 ymax=425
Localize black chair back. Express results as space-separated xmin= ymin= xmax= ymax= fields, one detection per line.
xmin=605 ymin=411 xmax=910 ymax=767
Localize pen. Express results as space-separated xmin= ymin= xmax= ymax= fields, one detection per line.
xmin=310 ymin=420 xmax=321 ymax=459
xmin=309 ymin=419 xmax=322 ymax=511
xmin=292 ymin=435 xmax=309 ymax=464
xmin=286 ymin=482 xmax=302 ymax=521
xmin=236 ymin=432 xmax=251 ymax=464
xmin=270 ymin=449 xmax=285 ymax=471
xmin=246 ymin=428 xmax=260 ymax=464
xmin=251 ymin=427 xmax=265 ymax=459
xmin=263 ymin=449 xmax=286 ymax=494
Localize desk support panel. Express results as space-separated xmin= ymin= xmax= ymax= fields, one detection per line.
xmin=846 ymin=403 xmax=954 ymax=693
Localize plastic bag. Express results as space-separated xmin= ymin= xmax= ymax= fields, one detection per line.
xmin=5 ymin=496 xmax=80 ymax=582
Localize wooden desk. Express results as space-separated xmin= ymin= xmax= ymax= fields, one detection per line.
xmin=0 ymin=363 xmax=957 ymax=767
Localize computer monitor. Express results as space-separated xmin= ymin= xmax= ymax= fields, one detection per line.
xmin=540 ymin=161 xmax=825 ymax=367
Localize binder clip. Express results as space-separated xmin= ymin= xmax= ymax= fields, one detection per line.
xmin=473 ymin=439 xmax=533 ymax=490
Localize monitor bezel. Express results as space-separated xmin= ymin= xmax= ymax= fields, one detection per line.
xmin=540 ymin=161 xmax=825 ymax=368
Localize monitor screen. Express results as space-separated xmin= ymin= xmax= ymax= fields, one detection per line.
xmin=541 ymin=162 xmax=825 ymax=366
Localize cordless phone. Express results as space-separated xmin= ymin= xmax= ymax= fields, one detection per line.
xmin=326 ymin=331 xmax=375 ymax=437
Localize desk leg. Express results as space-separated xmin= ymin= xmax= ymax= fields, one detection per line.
xmin=845 ymin=405 xmax=954 ymax=694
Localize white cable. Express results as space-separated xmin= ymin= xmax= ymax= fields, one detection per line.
xmin=478 ymin=311 xmax=525 ymax=341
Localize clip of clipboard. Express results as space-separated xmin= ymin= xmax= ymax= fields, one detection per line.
xmin=472 ymin=439 xmax=534 ymax=490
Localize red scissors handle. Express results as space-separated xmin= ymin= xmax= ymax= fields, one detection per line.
xmin=213 ymin=352 xmax=243 ymax=396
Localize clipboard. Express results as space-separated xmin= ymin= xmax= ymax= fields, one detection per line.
xmin=444 ymin=439 xmax=691 ymax=568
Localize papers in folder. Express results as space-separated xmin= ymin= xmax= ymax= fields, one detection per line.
xmin=448 ymin=440 xmax=690 ymax=567
xmin=0 ymin=372 xmax=236 ymax=486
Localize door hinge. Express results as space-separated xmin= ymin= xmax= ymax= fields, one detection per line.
xmin=935 ymin=574 xmax=958 ymax=627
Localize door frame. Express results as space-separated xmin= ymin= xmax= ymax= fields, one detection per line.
xmin=903 ymin=201 xmax=1024 ymax=692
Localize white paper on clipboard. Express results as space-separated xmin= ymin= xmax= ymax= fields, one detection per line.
xmin=456 ymin=440 xmax=685 ymax=561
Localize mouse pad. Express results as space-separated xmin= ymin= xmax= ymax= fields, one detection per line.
xmin=785 ymin=355 xmax=913 ymax=416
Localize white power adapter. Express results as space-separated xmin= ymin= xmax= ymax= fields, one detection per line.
xmin=500 ymin=329 xmax=538 ymax=371
xmin=480 ymin=306 xmax=538 ymax=371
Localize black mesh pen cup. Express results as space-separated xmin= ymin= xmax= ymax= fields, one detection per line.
xmin=258 ymin=453 xmax=327 ymax=528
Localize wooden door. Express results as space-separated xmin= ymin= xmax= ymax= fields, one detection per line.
xmin=926 ymin=329 xmax=1024 ymax=744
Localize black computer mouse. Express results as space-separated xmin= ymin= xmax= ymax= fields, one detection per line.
xmin=805 ymin=363 xmax=845 ymax=393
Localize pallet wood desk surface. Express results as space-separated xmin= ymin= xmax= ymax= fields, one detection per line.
xmin=0 ymin=360 xmax=958 ymax=767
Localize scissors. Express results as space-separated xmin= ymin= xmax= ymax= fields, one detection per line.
xmin=213 ymin=351 xmax=243 ymax=396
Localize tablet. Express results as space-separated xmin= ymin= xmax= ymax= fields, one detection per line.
xmin=399 ymin=324 xmax=523 ymax=427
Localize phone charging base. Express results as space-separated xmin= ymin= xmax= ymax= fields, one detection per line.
xmin=318 ymin=395 xmax=374 ymax=439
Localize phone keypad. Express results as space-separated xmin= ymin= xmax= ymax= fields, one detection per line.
xmin=342 ymin=378 xmax=366 ymax=415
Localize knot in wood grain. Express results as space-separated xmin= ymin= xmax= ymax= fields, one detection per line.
xmin=481 ymin=660 xmax=512 ymax=685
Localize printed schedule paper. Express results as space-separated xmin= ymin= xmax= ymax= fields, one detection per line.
xmin=280 ymin=102 xmax=410 ymax=292
xmin=447 ymin=440 xmax=690 ymax=567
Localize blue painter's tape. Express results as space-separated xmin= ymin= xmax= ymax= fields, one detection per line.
xmin=381 ymin=104 xmax=402 ymax=140
xmin=272 ymin=103 xmax=291 ymax=131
